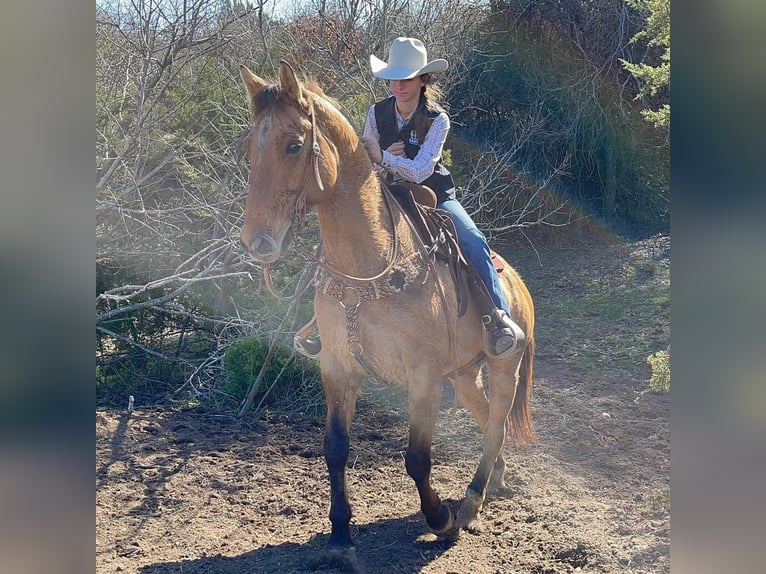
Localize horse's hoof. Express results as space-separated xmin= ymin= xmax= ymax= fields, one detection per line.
xmin=430 ymin=505 xmax=459 ymax=541
xmin=488 ymin=475 xmax=507 ymax=495
xmin=456 ymin=489 xmax=484 ymax=529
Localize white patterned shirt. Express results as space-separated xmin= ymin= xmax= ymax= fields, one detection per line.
xmin=362 ymin=103 xmax=450 ymax=185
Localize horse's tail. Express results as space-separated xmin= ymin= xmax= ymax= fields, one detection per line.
xmin=509 ymin=335 xmax=536 ymax=444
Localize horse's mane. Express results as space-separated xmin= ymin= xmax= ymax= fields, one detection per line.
xmin=303 ymin=78 xmax=329 ymax=99
xmin=248 ymin=75 xmax=355 ymax=138
xmin=249 ymin=77 xmax=337 ymax=113
xmin=306 ymin=81 xmax=362 ymax=148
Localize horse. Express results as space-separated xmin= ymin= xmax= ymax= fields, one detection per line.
xmin=237 ymin=61 xmax=536 ymax=555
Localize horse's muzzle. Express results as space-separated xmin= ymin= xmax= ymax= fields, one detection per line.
xmin=241 ymin=227 xmax=293 ymax=263
xmin=241 ymin=231 xmax=280 ymax=263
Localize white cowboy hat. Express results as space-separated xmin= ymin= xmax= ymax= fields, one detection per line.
xmin=370 ymin=37 xmax=449 ymax=80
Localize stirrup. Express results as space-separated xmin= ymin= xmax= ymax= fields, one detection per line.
xmin=481 ymin=309 xmax=525 ymax=359
xmin=294 ymin=316 xmax=321 ymax=359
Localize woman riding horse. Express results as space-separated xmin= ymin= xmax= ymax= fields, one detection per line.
xmin=238 ymin=57 xmax=535 ymax=558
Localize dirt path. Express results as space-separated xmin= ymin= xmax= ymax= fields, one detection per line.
xmin=96 ymin=234 xmax=670 ymax=573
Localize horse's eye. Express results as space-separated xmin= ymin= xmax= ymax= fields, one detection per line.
xmin=286 ymin=141 xmax=303 ymax=155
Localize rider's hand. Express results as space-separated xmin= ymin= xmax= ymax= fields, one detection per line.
xmin=386 ymin=141 xmax=406 ymax=157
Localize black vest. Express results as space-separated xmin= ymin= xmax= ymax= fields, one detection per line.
xmin=374 ymin=96 xmax=456 ymax=203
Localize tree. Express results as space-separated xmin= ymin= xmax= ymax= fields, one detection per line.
xmin=621 ymin=0 xmax=670 ymax=129
xmin=96 ymin=0 xmax=283 ymax=407
xmin=449 ymin=1 xmax=669 ymax=227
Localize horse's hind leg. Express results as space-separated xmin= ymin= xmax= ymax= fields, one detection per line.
xmin=488 ymin=451 xmax=508 ymax=492
xmin=453 ymin=368 xmax=506 ymax=493
xmin=406 ymin=378 xmax=454 ymax=535
xmin=457 ymin=359 xmax=521 ymax=529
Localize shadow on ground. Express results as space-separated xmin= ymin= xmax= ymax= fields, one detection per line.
xmin=138 ymin=512 xmax=459 ymax=574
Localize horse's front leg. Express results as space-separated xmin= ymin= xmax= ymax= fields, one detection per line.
xmin=406 ymin=380 xmax=455 ymax=535
xmin=321 ymin=369 xmax=361 ymax=550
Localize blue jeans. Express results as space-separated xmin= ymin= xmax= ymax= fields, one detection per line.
xmin=438 ymin=199 xmax=510 ymax=315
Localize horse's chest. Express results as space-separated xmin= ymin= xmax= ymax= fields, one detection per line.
xmin=314 ymin=250 xmax=429 ymax=305
xmin=313 ymin=251 xmax=437 ymax=365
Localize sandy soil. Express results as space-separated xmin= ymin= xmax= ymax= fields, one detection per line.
xmin=96 ymin=233 xmax=670 ymax=573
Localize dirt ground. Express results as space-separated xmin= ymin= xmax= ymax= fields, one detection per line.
xmin=96 ymin=232 xmax=670 ymax=573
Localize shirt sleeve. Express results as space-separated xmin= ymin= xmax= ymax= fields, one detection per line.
xmin=362 ymin=105 xmax=385 ymax=175
xmin=380 ymin=112 xmax=450 ymax=184
xmin=362 ymin=105 xmax=379 ymax=141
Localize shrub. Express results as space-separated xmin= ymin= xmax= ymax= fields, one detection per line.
xmin=222 ymin=335 xmax=322 ymax=411
xmin=646 ymin=347 xmax=670 ymax=393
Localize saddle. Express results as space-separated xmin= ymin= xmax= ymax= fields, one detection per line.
xmin=386 ymin=182 xmax=504 ymax=318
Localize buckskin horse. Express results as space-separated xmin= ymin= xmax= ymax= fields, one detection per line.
xmin=237 ymin=61 xmax=536 ymax=556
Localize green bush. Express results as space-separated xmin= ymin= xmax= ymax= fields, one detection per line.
xmin=222 ymin=335 xmax=322 ymax=410
xmin=96 ymin=259 xmax=218 ymax=407
xmin=448 ymin=8 xmax=669 ymax=231
xmin=646 ymin=347 xmax=670 ymax=393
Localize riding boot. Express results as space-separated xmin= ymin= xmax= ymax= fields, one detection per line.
xmin=481 ymin=308 xmax=526 ymax=359
xmin=294 ymin=316 xmax=321 ymax=359
xmin=468 ymin=270 xmax=525 ymax=359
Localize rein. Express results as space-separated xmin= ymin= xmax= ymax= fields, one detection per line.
xmin=298 ymin=185 xmax=400 ymax=284
xmin=262 ymin=250 xmax=318 ymax=303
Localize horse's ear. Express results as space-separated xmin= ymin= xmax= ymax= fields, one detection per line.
xmin=278 ymin=61 xmax=309 ymax=110
xmin=239 ymin=64 xmax=267 ymax=99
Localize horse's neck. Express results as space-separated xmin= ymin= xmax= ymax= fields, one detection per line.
xmin=315 ymin=174 xmax=404 ymax=277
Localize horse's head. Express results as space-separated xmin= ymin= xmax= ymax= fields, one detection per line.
xmin=238 ymin=61 xmax=339 ymax=263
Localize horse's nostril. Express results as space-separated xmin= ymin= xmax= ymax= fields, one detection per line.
xmin=253 ymin=237 xmax=271 ymax=256
xmin=241 ymin=232 xmax=278 ymax=261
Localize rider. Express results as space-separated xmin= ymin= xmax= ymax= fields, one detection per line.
xmin=295 ymin=37 xmax=523 ymax=358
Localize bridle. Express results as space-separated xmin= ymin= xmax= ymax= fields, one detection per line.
xmin=260 ymin=104 xmax=324 ymax=303
xmin=292 ymin=106 xmax=324 ymax=231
